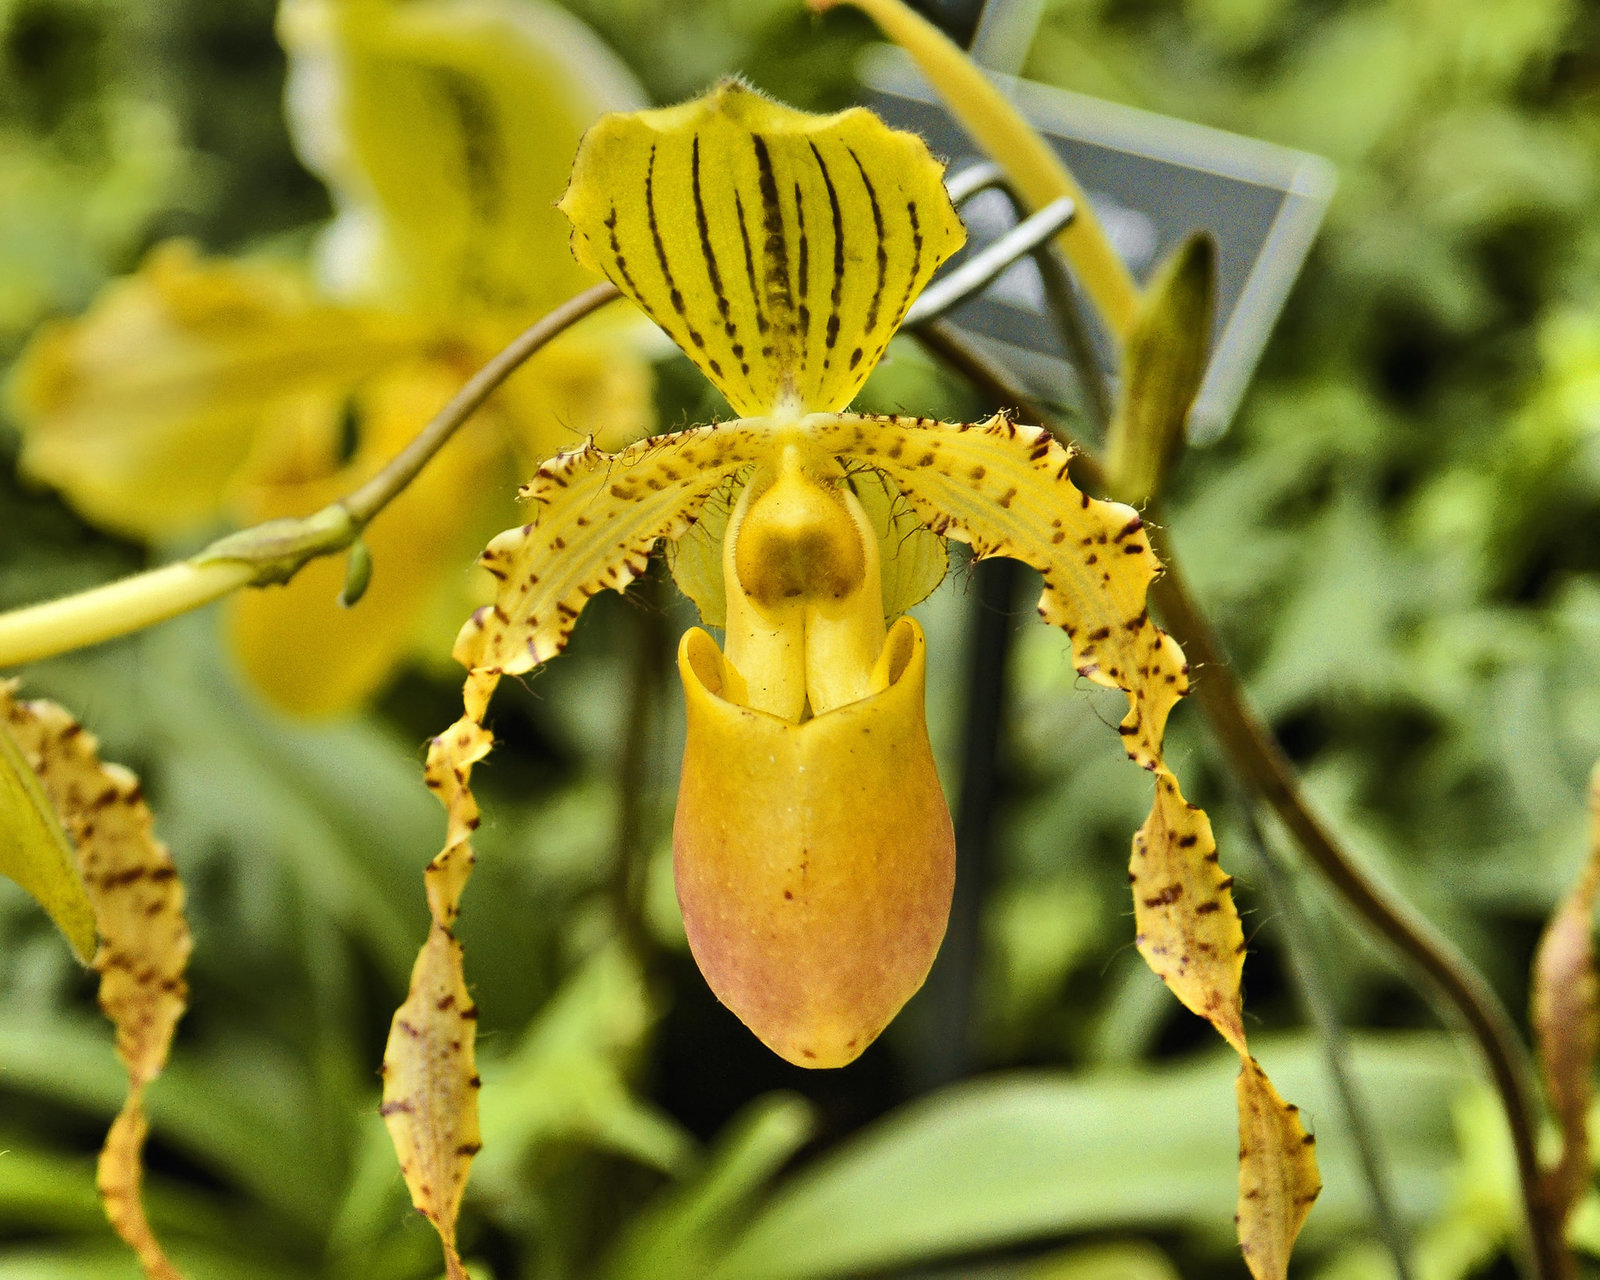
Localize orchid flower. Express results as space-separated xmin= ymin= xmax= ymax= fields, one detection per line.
xmin=5 ymin=0 xmax=653 ymax=717
xmin=384 ymin=80 xmax=1320 ymax=1278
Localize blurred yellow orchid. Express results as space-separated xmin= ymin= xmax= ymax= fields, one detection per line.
xmin=6 ymin=0 xmax=653 ymax=716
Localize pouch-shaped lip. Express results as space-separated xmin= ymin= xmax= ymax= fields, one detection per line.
xmin=673 ymin=616 xmax=955 ymax=1067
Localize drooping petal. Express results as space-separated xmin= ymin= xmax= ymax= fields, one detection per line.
xmin=383 ymin=421 xmax=769 ymax=1271
xmin=228 ymin=360 xmax=509 ymax=717
xmin=559 ymin=81 xmax=965 ymax=417
xmin=6 ymin=241 xmax=418 ymax=540
xmin=453 ymin=421 xmax=777 ymax=676
xmin=1236 ymin=1059 xmax=1321 ymax=1280
xmin=381 ymin=666 xmax=495 ymax=1280
xmin=805 ymin=410 xmax=1318 ymax=1276
xmin=381 ymin=920 xmax=481 ymax=1280
xmin=279 ymin=0 xmax=644 ymax=315
xmin=1 ymin=687 xmax=191 ymax=1280
xmin=674 ymin=617 xmax=954 ymax=1067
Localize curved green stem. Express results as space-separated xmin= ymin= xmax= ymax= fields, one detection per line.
xmin=0 ymin=560 xmax=257 ymax=669
xmin=335 ymin=283 xmax=620 ymax=526
xmin=0 ymin=283 xmax=622 ymax=670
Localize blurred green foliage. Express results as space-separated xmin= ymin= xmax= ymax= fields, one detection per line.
xmin=3 ymin=0 xmax=1600 ymax=1276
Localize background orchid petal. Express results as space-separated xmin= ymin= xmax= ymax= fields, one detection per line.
xmin=6 ymin=241 xmax=418 ymax=540
xmin=229 ymin=360 xmax=505 ymax=717
xmin=279 ymin=0 xmax=646 ymax=315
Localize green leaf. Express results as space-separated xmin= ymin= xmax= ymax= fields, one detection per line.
xmin=0 ymin=693 xmax=97 ymax=963
xmin=598 ymin=1093 xmax=815 ymax=1280
xmin=0 ymin=1016 xmax=335 ymax=1240
xmin=472 ymin=946 xmax=692 ymax=1203
xmin=1025 ymin=1240 xmax=1183 ymax=1280
xmin=708 ymin=1033 xmax=1469 ymax=1280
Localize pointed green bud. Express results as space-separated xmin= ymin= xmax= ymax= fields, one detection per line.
xmin=338 ymin=538 xmax=374 ymax=608
xmin=1104 ymin=234 xmax=1216 ymax=507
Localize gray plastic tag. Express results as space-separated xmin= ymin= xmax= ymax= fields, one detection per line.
xmin=863 ymin=47 xmax=1335 ymax=442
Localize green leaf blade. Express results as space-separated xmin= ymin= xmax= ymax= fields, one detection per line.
xmin=0 ymin=699 xmax=96 ymax=963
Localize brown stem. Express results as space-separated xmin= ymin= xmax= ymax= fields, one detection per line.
xmin=339 ymin=283 xmax=620 ymax=525
xmin=917 ymin=319 xmax=1562 ymax=1280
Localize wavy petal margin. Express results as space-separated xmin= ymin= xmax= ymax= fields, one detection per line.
xmin=1 ymin=684 xmax=191 ymax=1280
xmin=803 ymin=412 xmax=1320 ymax=1278
xmin=453 ymin=423 xmax=777 ymax=673
xmin=381 ymin=668 xmax=493 ymax=1279
xmin=387 ymin=426 xmax=763 ymax=1275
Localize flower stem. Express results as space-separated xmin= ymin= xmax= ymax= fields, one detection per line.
xmin=0 ymin=283 xmax=622 ymax=670
xmin=918 ymin=319 xmax=1560 ymax=1280
xmin=0 ymin=560 xmax=256 ymax=670
xmin=337 ymin=284 xmax=621 ymax=526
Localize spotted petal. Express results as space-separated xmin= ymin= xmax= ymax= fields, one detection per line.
xmin=2 ymin=687 xmax=191 ymax=1280
xmin=387 ymin=420 xmax=780 ymax=1273
xmin=454 ymin=422 xmax=779 ymax=676
xmin=803 ymin=410 xmax=1319 ymax=1279
xmin=559 ymin=81 xmax=965 ymax=417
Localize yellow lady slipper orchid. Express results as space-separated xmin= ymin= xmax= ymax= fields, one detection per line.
xmin=5 ymin=0 xmax=653 ymax=717
xmin=388 ymin=76 xmax=1318 ymax=1280
xmin=408 ymin=79 xmax=1235 ymax=1072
